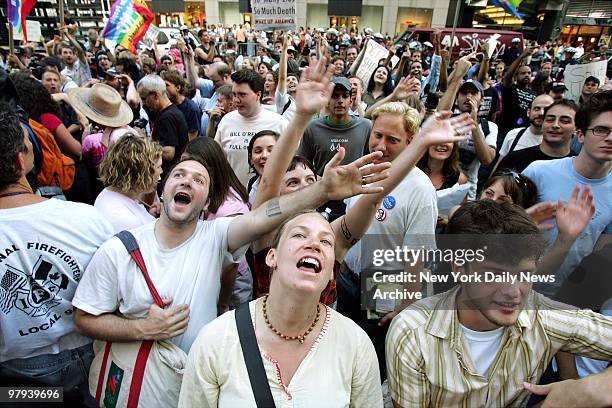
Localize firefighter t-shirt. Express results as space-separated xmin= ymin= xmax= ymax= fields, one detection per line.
xmin=0 ymin=199 xmax=113 ymax=361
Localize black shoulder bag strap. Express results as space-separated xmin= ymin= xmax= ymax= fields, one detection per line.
xmin=508 ymin=127 xmax=528 ymax=156
xmin=235 ymin=303 xmax=276 ymax=408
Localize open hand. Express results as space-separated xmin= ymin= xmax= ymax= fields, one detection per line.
xmin=294 ymin=57 xmax=335 ymax=115
xmin=526 ymin=201 xmax=557 ymax=230
xmin=417 ymin=111 xmax=473 ymax=147
xmin=321 ymin=149 xmax=391 ymax=200
xmin=392 ymin=76 xmax=421 ymax=100
xmin=556 ymin=185 xmax=595 ymax=240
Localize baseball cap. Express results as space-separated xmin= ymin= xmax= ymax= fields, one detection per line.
xmin=584 ymin=76 xmax=600 ymax=85
xmin=327 ymin=28 xmax=339 ymax=36
xmin=546 ymin=82 xmax=568 ymax=92
xmin=565 ymin=47 xmax=577 ymax=54
xmin=512 ymin=37 xmax=521 ymax=43
xmin=458 ymin=79 xmax=484 ymax=96
xmin=364 ymin=27 xmax=373 ymax=34
xmin=287 ymin=45 xmax=297 ymax=53
xmin=180 ymin=25 xmax=189 ymax=31
xmin=331 ymin=76 xmax=352 ymax=92
xmin=423 ymin=41 xmax=434 ymax=48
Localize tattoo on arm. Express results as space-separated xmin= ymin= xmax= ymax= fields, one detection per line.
xmin=341 ymin=217 xmax=353 ymax=242
xmin=266 ymin=198 xmax=282 ymax=217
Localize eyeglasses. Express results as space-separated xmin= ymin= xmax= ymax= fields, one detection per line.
xmin=586 ymin=126 xmax=611 ymax=138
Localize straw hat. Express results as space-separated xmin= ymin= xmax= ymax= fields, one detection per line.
xmin=68 ymin=83 xmax=133 ymax=127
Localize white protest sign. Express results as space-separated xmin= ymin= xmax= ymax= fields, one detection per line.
xmin=356 ymin=39 xmax=390 ymax=88
xmin=486 ymin=34 xmax=500 ymax=59
xmin=564 ymin=60 xmax=608 ymax=103
xmin=12 ymin=20 xmax=43 ymax=42
xmin=250 ymin=0 xmax=296 ymax=31
xmin=142 ymin=24 xmax=161 ymax=47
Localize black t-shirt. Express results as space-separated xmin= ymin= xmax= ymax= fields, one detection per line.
xmin=478 ymin=86 xmax=499 ymax=121
xmin=196 ymin=44 xmax=215 ymax=65
xmin=500 ymin=84 xmax=536 ymax=133
xmin=152 ymin=104 xmax=189 ymax=174
xmin=498 ymin=145 xmax=576 ymax=173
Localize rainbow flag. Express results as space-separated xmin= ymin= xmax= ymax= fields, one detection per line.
xmin=102 ymin=0 xmax=154 ymax=52
xmin=490 ymin=0 xmax=523 ymax=19
xmin=8 ymin=0 xmax=36 ymax=40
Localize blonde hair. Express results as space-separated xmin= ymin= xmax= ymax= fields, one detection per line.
xmin=99 ymin=134 xmax=162 ymax=193
xmin=371 ymin=101 xmax=421 ymax=137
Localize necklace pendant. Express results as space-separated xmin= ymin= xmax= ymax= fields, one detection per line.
xmin=299 ymin=338 xmax=304 ymax=344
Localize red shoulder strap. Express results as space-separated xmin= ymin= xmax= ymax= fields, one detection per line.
xmin=115 ymin=231 xmax=164 ymax=308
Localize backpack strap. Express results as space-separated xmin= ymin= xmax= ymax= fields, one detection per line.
xmin=479 ymin=117 xmax=490 ymax=137
xmin=507 ymin=127 xmax=528 ymax=157
xmin=115 ymin=230 xmax=164 ymax=308
xmin=235 ymin=303 xmax=276 ymax=408
xmin=114 ymin=230 xmax=164 ymax=408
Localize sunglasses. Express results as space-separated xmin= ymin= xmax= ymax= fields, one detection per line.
xmin=496 ymin=169 xmax=528 ymax=190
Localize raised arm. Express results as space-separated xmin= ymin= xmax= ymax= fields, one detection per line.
xmin=364 ymin=76 xmax=421 ymax=118
xmin=332 ymin=112 xmax=474 ymax=261
xmin=436 ymin=53 xmax=473 ymax=112
xmin=439 ymin=48 xmax=450 ymax=92
xmin=395 ymin=52 xmax=411 ymax=80
xmin=252 ymin=58 xmax=334 ymax=210
xmin=503 ymin=45 xmax=536 ymax=88
xmin=348 ymin=39 xmax=369 ymax=76
xmin=532 ymin=186 xmax=596 ymax=278
xmin=277 ymin=33 xmax=290 ymax=95
xmin=477 ymin=43 xmax=490 ymax=84
xmin=228 ymin=148 xmax=391 ymax=252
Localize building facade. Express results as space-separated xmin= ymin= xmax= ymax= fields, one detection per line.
xmin=203 ymin=0 xmax=450 ymax=34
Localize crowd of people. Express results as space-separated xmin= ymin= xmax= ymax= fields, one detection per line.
xmin=0 ymin=20 xmax=611 ymax=407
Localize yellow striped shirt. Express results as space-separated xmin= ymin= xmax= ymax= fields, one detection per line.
xmin=386 ymin=286 xmax=612 ymax=407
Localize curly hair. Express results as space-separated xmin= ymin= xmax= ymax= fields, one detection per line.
xmin=99 ymin=134 xmax=162 ymax=194
xmin=12 ymin=77 xmax=62 ymax=120
xmin=0 ymin=103 xmax=27 ymax=189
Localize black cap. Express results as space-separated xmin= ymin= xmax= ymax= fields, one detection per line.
xmin=331 ymin=76 xmax=351 ymax=92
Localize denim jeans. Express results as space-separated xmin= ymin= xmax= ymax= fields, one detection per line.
xmin=0 ymin=343 xmax=96 ymax=405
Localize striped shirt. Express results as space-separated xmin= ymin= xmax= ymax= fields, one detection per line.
xmin=386 ymin=286 xmax=612 ymax=407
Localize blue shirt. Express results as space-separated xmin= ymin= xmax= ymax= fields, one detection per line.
xmin=523 ymin=157 xmax=612 ymax=296
xmin=176 ymin=98 xmax=202 ymax=135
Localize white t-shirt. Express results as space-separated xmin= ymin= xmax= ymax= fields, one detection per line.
xmin=460 ymin=324 xmax=505 ymax=376
xmin=458 ymin=120 xmax=498 ymax=200
xmin=94 ymin=188 xmax=155 ymax=234
xmin=275 ymin=89 xmax=296 ymax=122
xmin=215 ymin=108 xmax=288 ymax=187
xmin=498 ymin=127 xmax=542 ymax=157
xmin=0 ymin=199 xmax=113 ymax=362
xmin=72 ymin=218 xmax=247 ymax=353
xmin=344 ymin=168 xmax=438 ymax=274
xmin=178 ymin=301 xmax=383 ymax=407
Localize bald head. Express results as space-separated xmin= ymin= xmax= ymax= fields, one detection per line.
xmin=208 ymin=62 xmax=231 ymax=89
xmin=528 ymin=94 xmax=554 ymax=130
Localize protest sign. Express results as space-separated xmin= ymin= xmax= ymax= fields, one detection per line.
xmin=356 ymin=39 xmax=390 ymax=88
xmin=142 ymin=24 xmax=161 ymax=47
xmin=102 ymin=0 xmax=154 ymax=52
xmin=12 ymin=20 xmax=42 ymax=42
xmin=250 ymin=0 xmax=296 ymax=31
xmin=564 ymin=60 xmax=607 ymax=102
